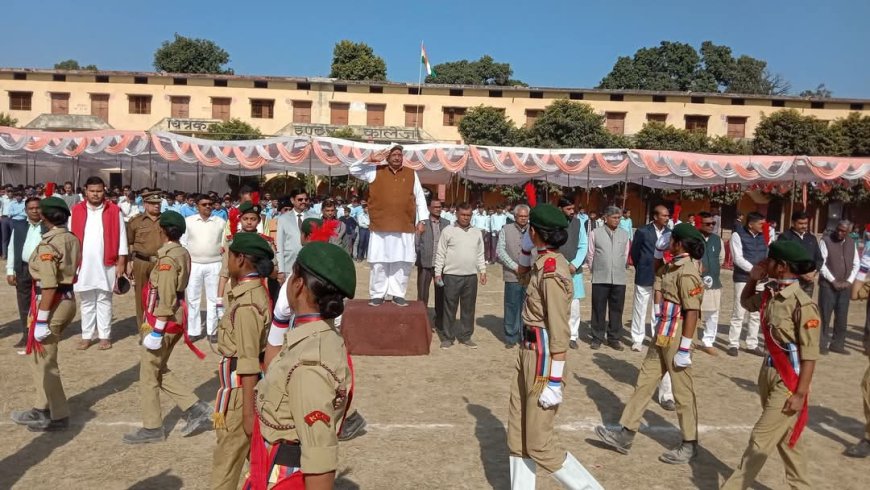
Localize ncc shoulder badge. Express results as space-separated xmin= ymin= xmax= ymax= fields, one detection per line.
xmin=158 ymin=263 xmax=173 ymax=271
xmin=804 ymin=319 xmax=820 ymax=329
xmin=304 ymin=410 xmax=331 ymax=427
xmin=689 ymin=286 xmax=703 ymax=297
xmin=543 ymin=257 xmax=557 ymax=273
xmin=39 ymin=253 xmax=54 ymax=262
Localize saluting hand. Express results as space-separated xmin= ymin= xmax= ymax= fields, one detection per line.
xmin=368 ymin=149 xmax=389 ymax=163
xmin=749 ymin=260 xmax=768 ymax=282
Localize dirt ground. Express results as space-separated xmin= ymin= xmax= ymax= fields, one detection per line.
xmin=0 ymin=262 xmax=868 ymax=490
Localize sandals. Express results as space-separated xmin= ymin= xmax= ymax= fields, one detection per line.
xmin=77 ymin=339 xmax=94 ymax=350
xmin=98 ymin=339 xmax=112 ymax=350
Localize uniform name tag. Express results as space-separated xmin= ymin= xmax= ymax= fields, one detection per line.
xmin=304 ymin=410 xmax=331 ymax=426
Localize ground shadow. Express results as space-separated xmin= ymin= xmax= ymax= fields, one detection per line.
xmin=464 ymin=397 xmax=508 ymax=490
xmin=718 ymin=373 xmax=757 ymax=393
xmin=335 ymin=469 xmax=361 ymax=490
xmin=162 ymin=365 xmax=220 ymax=435
xmin=476 ymin=314 xmax=507 ymax=344
xmin=591 ymin=353 xmax=639 ymax=387
xmin=689 ymin=444 xmax=740 ymax=490
xmin=0 ymin=364 xmax=139 ymax=488
xmin=127 ymin=469 xmax=183 ymax=490
xmin=807 ymin=404 xmax=866 ymax=448
xmin=61 ymin=314 xmax=140 ymax=345
xmin=0 ymin=317 xmax=23 ymax=341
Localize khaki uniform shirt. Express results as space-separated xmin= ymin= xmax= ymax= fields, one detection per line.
xmin=217 ymin=278 xmax=271 ymax=375
xmin=856 ymin=282 xmax=870 ymax=357
xmin=127 ymin=214 xmax=163 ymax=257
xmin=28 ymin=227 xmax=80 ymax=288
xmin=743 ymin=281 xmax=821 ymax=361
xmin=219 ymin=232 xmax=278 ymax=280
xmin=655 ymin=255 xmax=704 ymax=310
xmin=150 ymin=242 xmax=190 ymax=323
xmin=255 ymin=320 xmax=350 ymax=474
xmin=521 ymin=250 xmax=573 ymax=353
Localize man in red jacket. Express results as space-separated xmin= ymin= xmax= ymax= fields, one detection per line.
xmin=71 ymin=176 xmax=128 ymax=350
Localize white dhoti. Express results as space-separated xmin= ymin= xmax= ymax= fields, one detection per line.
xmin=368 ymin=231 xmax=415 ymax=299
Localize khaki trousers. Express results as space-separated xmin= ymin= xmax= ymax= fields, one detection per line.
xmin=212 ymin=390 xmax=250 ymax=490
xmin=30 ymin=297 xmax=76 ymax=420
xmin=619 ymin=324 xmax=698 ymax=441
xmin=722 ymin=366 xmax=810 ymax=490
xmin=139 ymin=332 xmax=199 ymax=429
xmin=132 ymin=258 xmax=155 ymax=326
xmin=507 ymin=347 xmax=566 ymax=473
xmin=863 ymin=363 xmax=870 ymax=440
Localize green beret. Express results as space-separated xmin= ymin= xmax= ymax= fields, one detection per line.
xmin=238 ymin=201 xmax=262 ymax=216
xmin=529 ymin=204 xmax=569 ymax=230
xmin=672 ymin=223 xmax=704 ymax=242
xmin=229 ymin=232 xmax=274 ymax=260
xmin=39 ymin=196 xmax=69 ymax=216
xmin=297 ymin=242 xmax=356 ymax=299
xmin=301 ymin=218 xmax=322 ymax=236
xmin=159 ymin=211 xmax=186 ymax=233
xmin=768 ymin=240 xmax=811 ymax=264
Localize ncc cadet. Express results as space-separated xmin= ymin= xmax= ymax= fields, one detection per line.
xmin=211 ymin=233 xmax=273 ymax=490
xmin=243 ymin=242 xmax=355 ymax=489
xmin=10 ymin=196 xmax=80 ymax=432
xmin=847 ymin=250 xmax=870 ymax=458
xmin=127 ymin=190 xmax=164 ymax=326
xmin=507 ymin=204 xmax=602 ymax=489
xmin=596 ymin=223 xmax=705 ymax=464
xmin=123 ymin=211 xmax=212 ymax=444
xmin=217 ymin=200 xmax=279 ymax=310
xmin=722 ymin=241 xmax=821 ymax=489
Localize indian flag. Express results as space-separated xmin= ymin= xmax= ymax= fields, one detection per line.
xmin=421 ymin=43 xmax=434 ymax=76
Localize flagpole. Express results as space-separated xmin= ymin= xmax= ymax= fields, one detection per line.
xmin=415 ymin=41 xmax=423 ymax=141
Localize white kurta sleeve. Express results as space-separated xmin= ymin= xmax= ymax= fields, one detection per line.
xmin=117 ymin=211 xmax=129 ymax=255
xmin=348 ymin=160 xmax=378 ymax=184
xmin=412 ymin=172 xmax=428 ymax=224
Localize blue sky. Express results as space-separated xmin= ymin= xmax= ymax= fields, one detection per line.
xmin=4 ymin=0 xmax=869 ymax=97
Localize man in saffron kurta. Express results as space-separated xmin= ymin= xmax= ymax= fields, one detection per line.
xmin=349 ymin=145 xmax=428 ymax=306
xmin=71 ymin=176 xmax=128 ymax=350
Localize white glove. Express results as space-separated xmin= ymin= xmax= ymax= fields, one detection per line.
xmin=539 ymin=384 xmax=563 ymax=409
xmin=654 ymin=231 xmax=672 ymax=259
xmin=702 ymin=276 xmax=714 ymax=290
xmin=33 ymin=309 xmax=51 ymax=342
xmin=143 ymin=332 xmax=164 ymax=351
xmin=673 ymin=336 xmax=692 ymax=368
xmin=216 ymin=300 xmax=225 ymax=321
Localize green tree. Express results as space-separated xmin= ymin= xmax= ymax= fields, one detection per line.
xmin=752 ymin=109 xmax=848 ymax=156
xmin=527 ymin=100 xmax=619 ymax=148
xmin=631 ymin=122 xmax=709 ymax=152
xmin=201 ymin=118 xmax=262 ymax=140
xmin=426 ymin=55 xmax=525 ymax=86
xmin=329 ymin=127 xmax=361 ymax=140
xmin=153 ymin=34 xmax=232 ymax=74
xmin=799 ymin=83 xmax=833 ymax=98
xmin=329 ymin=40 xmax=387 ymax=81
xmin=707 ymin=135 xmax=752 ymax=155
xmin=458 ymin=106 xmax=522 ymax=145
xmin=54 ymin=59 xmax=98 ymax=70
xmin=830 ymin=112 xmax=870 ymax=156
xmin=0 ymin=112 xmax=17 ymax=127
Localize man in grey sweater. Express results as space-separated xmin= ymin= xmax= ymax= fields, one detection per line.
xmin=496 ymin=204 xmax=530 ymax=347
xmin=434 ymin=203 xmax=487 ymax=350
xmin=587 ymin=206 xmax=630 ymax=350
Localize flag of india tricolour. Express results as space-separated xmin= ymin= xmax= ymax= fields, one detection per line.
xmin=421 ymin=44 xmax=434 ymax=76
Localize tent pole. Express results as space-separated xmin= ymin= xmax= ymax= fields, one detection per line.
xmin=585 ymin=166 xmax=590 ymax=207
xmin=24 ymin=150 xmax=28 ymax=187
xmin=147 ymin=134 xmax=154 ymax=188
xmin=622 ymin=158 xmax=630 ymax=210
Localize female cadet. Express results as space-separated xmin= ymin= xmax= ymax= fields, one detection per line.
xmin=244 ymin=241 xmax=355 ymax=490
xmin=211 ymin=233 xmax=274 ymax=490
xmin=595 ymin=223 xmax=705 ymax=465
xmin=507 ymin=204 xmax=602 ymax=489
xmin=10 ymin=194 xmax=80 ymax=432
xmin=722 ymin=240 xmax=821 ymax=489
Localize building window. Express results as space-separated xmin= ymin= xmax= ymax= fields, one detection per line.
xmin=96 ymin=75 xmax=109 ymax=83
xmin=404 ymin=105 xmax=424 ymax=127
xmin=366 ymin=104 xmax=386 ymax=126
xmin=254 ymin=80 xmax=268 ymax=89
xmin=330 ymin=102 xmax=349 ymax=125
xmin=691 ymin=96 xmax=705 ymax=104
xmin=646 ymin=113 xmax=668 ymax=123
xmin=13 ymin=72 xmax=26 ymax=81
xmin=489 ymin=90 xmax=502 ymax=98
xmin=685 ymin=115 xmax=709 ymax=135
xmin=292 ymin=100 xmax=312 ymax=124
xmin=772 ymin=100 xmax=786 ymax=107
xmin=90 ymin=94 xmax=109 ymax=122
xmin=53 ymin=74 xmax=66 ymax=82
xmin=134 ymin=76 xmax=148 ymax=84
xmin=530 ymin=91 xmax=544 ymax=99
xmin=810 ymin=101 xmax=825 ymax=109
xmin=610 ymin=94 xmax=624 ymax=102
xmin=408 ymin=87 xmax=420 ymax=95
xmin=850 ymin=103 xmax=864 ymax=111
xmin=605 ymin=112 xmax=626 ymax=135
xmin=211 ymin=97 xmax=231 ymax=121
xmin=50 ymin=93 xmax=70 ymax=115
xmin=569 ymin=92 xmax=584 ymax=100
xmin=170 ymin=96 xmax=190 ymax=118
xmin=334 ymin=84 xmax=347 ymax=93
xmin=214 ymin=79 xmax=228 ymax=87
xmin=251 ymin=99 xmax=274 ymax=119
xmin=297 ymin=82 xmax=311 ymax=91
xmin=442 ymin=107 xmax=466 ymax=126
xmin=449 ymin=89 xmax=463 ymax=97
xmin=369 ymin=86 xmax=383 ymax=94
xmin=731 ymin=98 xmax=745 ymax=106
xmin=726 ymin=116 xmax=747 ymax=139
xmin=653 ymin=95 xmax=667 ymax=103
xmin=128 ymin=95 xmax=151 ymax=114
xmin=525 ymin=109 xmax=543 ymax=128
xmin=8 ymin=92 xmax=32 ymax=111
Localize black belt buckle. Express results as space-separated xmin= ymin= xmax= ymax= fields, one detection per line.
xmin=274 ymin=441 xmax=301 ymax=468
xmin=134 ymin=252 xmax=154 ymax=262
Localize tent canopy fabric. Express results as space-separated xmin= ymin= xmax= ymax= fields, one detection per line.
xmin=1 ymin=126 xmax=868 ymax=191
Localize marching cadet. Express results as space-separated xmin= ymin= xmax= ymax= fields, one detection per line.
xmin=217 ymin=200 xmax=279 ymax=311
xmin=243 ymin=241 xmax=355 ymax=490
xmin=508 ymin=204 xmax=602 ymax=489
xmin=845 ymin=250 xmax=870 ymax=458
xmin=127 ymin=190 xmax=164 ymax=326
xmin=596 ymin=223 xmax=705 ymax=464
xmin=211 ymin=233 xmax=273 ymax=489
xmin=123 ymin=211 xmax=212 ymax=444
xmin=10 ymin=195 xmax=80 ymax=432
xmin=722 ymin=241 xmax=821 ymax=489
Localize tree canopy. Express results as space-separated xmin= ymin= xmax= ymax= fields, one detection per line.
xmin=598 ymin=41 xmax=789 ymax=95
xmin=458 ymin=106 xmax=522 ymax=146
xmin=153 ymin=34 xmax=232 ymax=74
xmin=201 ymin=118 xmax=262 ymax=141
xmin=426 ymin=55 xmax=525 ymax=86
xmin=830 ymin=112 xmax=870 ymax=156
xmin=329 ymin=41 xmax=387 ymax=81
xmin=527 ymin=100 xmax=623 ymax=148
xmin=752 ymin=109 xmax=847 ymax=156
xmin=0 ymin=113 xmax=17 ymax=127
xmin=54 ymin=59 xmax=97 ymax=71
xmin=799 ymin=84 xmax=833 ymax=98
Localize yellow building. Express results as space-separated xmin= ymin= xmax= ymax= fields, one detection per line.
xmin=1 ymin=67 xmax=868 ymax=141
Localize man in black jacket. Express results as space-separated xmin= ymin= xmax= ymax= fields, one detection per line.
xmin=629 ymin=205 xmax=670 ymax=352
xmin=5 ymin=197 xmax=43 ymax=349
xmin=557 ymin=197 xmax=583 ymax=349
xmin=776 ymin=211 xmax=822 ymax=296
xmin=416 ymin=199 xmax=449 ymax=331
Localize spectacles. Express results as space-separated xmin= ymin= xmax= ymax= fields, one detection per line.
xmin=702 ymin=222 xmax=715 ymax=226
xmin=296 ymin=197 xmax=309 ymax=202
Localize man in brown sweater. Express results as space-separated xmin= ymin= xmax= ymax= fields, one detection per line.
xmin=350 ymin=145 xmax=428 ymax=306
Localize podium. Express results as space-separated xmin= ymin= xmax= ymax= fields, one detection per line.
xmin=340 ymin=300 xmax=433 ymax=356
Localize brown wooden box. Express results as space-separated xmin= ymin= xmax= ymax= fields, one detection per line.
xmin=340 ymin=300 xmax=432 ymax=356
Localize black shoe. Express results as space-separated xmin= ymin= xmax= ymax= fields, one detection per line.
xmin=28 ymin=417 xmax=69 ymax=432
xmin=829 ymin=345 xmax=849 ymax=355
xmin=368 ymin=298 xmax=384 ymax=307
xmin=661 ymin=399 xmax=676 ymax=411
xmin=569 ymin=340 xmax=579 ymax=350
xmin=820 ymin=343 xmax=830 ymax=355
xmin=727 ymin=347 xmax=738 ymax=357
xmin=11 ymin=408 xmax=49 ymax=426
xmin=180 ymin=401 xmax=212 ymax=437
xmin=659 ymin=441 xmax=698 ymax=464
xmin=460 ymin=339 xmax=478 ymax=349
xmin=13 ymin=337 xmax=27 ymax=349
xmin=440 ymin=340 xmax=453 ymax=350
xmin=338 ymin=411 xmax=367 ymax=442
xmin=608 ymin=340 xmax=624 ymax=351
xmin=746 ymin=346 xmax=766 ymax=357
xmin=123 ymin=427 xmax=165 ymax=444
xmin=392 ymin=297 xmax=409 ymax=307
xmin=189 ymin=334 xmax=205 ymax=343
xmin=590 ymin=341 xmax=602 ymax=350
xmin=595 ymin=425 xmax=634 ymax=455
xmin=845 ymin=439 xmax=870 ymax=458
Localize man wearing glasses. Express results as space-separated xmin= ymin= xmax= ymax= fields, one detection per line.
xmin=180 ymin=194 xmax=226 ymax=343
xmin=275 ymin=189 xmax=315 ymax=283
xmin=697 ymin=212 xmax=724 ymax=355
xmin=629 ymin=205 xmax=671 ymax=351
